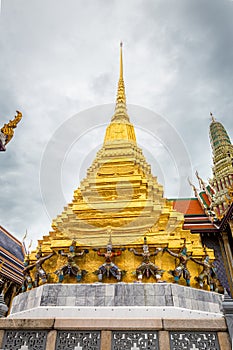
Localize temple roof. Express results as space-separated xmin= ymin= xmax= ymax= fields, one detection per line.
xmin=169 ymin=198 xmax=217 ymax=232
xmin=171 ymin=198 xmax=205 ymax=215
xmin=0 ymin=225 xmax=24 ymax=284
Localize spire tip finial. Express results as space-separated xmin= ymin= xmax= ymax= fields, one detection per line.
xmin=210 ymin=112 xmax=216 ymax=122
xmin=110 ymin=41 xmax=130 ymax=123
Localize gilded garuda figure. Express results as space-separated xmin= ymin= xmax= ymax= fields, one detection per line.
xmin=22 ymin=248 xmax=53 ymax=291
xmin=22 ymin=255 xmax=34 ymax=292
xmin=129 ymin=237 xmax=164 ymax=282
xmin=163 ymin=240 xmax=192 ymax=286
xmin=55 ymin=240 xmax=89 ymax=283
xmin=94 ymin=236 xmax=125 ymax=282
xmin=34 ymin=247 xmax=54 ymax=287
xmin=0 ymin=110 xmax=22 ymax=151
xmin=191 ymin=248 xmax=218 ymax=291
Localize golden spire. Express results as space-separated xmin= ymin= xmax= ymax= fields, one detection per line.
xmin=104 ymin=43 xmax=136 ymax=143
xmin=119 ymin=42 xmax=123 ymax=80
xmin=111 ymin=42 xmax=129 ymax=123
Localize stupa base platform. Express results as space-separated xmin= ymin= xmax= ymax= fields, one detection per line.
xmin=0 ymin=284 xmax=230 ymax=350
xmin=9 ymin=283 xmax=223 ymax=319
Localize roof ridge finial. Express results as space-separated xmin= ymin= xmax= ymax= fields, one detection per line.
xmin=210 ymin=112 xmax=216 ymax=123
xmin=195 ymin=170 xmax=206 ymax=191
xmin=111 ymin=42 xmax=129 ymax=122
xmin=187 ymin=177 xmax=198 ymax=197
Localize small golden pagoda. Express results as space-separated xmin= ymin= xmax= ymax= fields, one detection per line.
xmin=30 ymin=44 xmax=214 ymax=286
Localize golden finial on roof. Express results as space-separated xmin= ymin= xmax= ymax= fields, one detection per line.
xmin=187 ymin=177 xmax=198 ymax=197
xmin=28 ymin=239 xmax=32 ymax=252
xmin=111 ymin=42 xmax=129 ymax=123
xmin=22 ymin=230 xmax=28 ymax=242
xmin=210 ymin=112 xmax=216 ymax=123
xmin=0 ymin=110 xmax=22 ymax=151
xmin=195 ymin=170 xmax=206 ymax=191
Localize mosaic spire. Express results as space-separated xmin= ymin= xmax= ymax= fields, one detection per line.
xmin=209 ymin=114 xmax=233 ymax=217
xmin=209 ymin=114 xmax=232 ymax=156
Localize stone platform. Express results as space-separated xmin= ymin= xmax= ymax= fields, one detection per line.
xmin=9 ymin=283 xmax=223 ymax=319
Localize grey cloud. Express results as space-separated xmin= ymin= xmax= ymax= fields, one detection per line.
xmin=0 ymin=0 xmax=232 ymax=243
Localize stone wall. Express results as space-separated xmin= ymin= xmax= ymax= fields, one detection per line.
xmin=4 ymin=283 xmax=231 ymax=349
xmin=10 ymin=283 xmax=223 ymax=319
xmin=0 ymin=318 xmax=231 ymax=350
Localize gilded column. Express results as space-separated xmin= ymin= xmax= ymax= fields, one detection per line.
xmin=220 ymin=232 xmax=233 ymax=297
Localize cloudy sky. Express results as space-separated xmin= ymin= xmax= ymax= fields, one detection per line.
xmin=0 ymin=0 xmax=232 ymax=246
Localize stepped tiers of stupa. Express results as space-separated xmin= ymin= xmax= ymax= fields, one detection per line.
xmin=48 ymin=44 xmax=189 ymax=248
xmin=26 ymin=44 xmax=217 ymax=288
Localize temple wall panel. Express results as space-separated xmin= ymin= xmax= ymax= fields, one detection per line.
xmin=0 ymin=318 xmax=230 ymax=350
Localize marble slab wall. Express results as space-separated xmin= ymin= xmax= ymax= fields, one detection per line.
xmin=10 ymin=283 xmax=223 ymax=316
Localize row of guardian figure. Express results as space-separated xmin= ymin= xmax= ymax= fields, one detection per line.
xmin=22 ymin=237 xmax=218 ymax=293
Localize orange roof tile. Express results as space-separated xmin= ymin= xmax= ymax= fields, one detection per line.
xmin=169 ymin=198 xmax=205 ymax=215
xmin=199 ymin=192 xmax=211 ymax=207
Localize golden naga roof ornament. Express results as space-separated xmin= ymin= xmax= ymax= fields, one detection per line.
xmin=187 ymin=177 xmax=198 ymax=197
xmin=195 ymin=170 xmax=206 ymax=191
xmin=0 ymin=110 xmax=22 ymax=151
xmin=111 ymin=42 xmax=130 ymax=123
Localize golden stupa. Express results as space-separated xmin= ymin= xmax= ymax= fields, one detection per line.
xmin=31 ymin=44 xmax=214 ymax=285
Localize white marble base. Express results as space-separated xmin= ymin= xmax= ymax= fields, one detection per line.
xmin=9 ymin=283 xmax=224 ymax=319
xmin=8 ymin=305 xmax=223 ymax=319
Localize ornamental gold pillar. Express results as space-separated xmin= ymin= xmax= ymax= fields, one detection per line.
xmin=220 ymin=231 xmax=233 ymax=297
xmin=228 ymin=219 xmax=233 ymax=240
